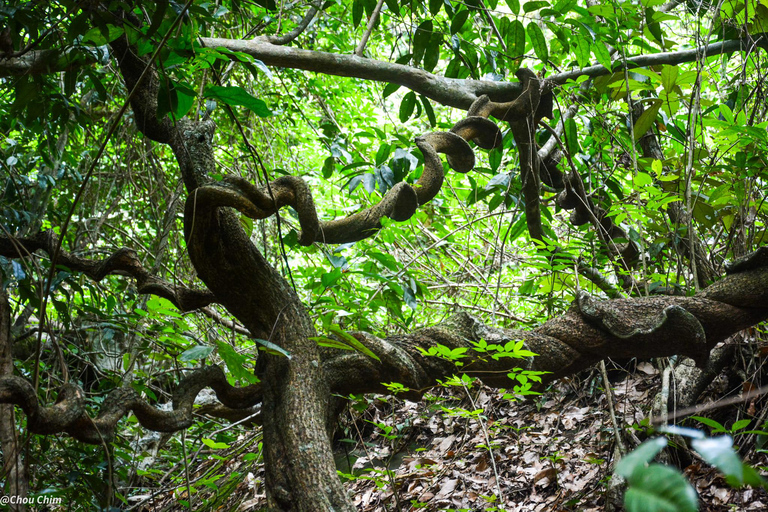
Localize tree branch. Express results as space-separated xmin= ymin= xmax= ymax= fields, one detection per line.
xmin=0 ymin=46 xmax=101 ymax=78
xmin=200 ymin=34 xmax=767 ymax=110
xmin=0 ymin=231 xmax=216 ymax=312
xmin=264 ymin=1 xmax=321 ymax=46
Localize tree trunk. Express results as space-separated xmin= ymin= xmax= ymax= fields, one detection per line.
xmin=0 ymin=292 xmax=29 ymax=511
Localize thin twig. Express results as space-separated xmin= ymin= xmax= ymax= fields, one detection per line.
xmin=355 ymin=0 xmax=385 ymax=56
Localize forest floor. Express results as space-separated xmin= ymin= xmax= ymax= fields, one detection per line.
xmin=146 ymin=359 xmax=768 ymax=511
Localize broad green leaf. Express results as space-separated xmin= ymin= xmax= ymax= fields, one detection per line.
xmin=661 ymin=65 xmax=678 ymax=92
xmin=451 ymin=9 xmax=470 ymax=34
xmin=523 ymin=0 xmax=550 ymax=12
xmin=634 ymin=172 xmax=653 ymax=187
xmin=645 ymin=7 xmax=665 ymax=43
xmin=506 ymin=0 xmax=520 ymax=14
xmin=507 ymin=214 xmax=528 ymax=242
xmin=508 ymin=20 xmax=526 ymax=57
xmin=147 ymin=0 xmax=169 ymax=38
xmin=383 ymin=82 xmax=401 ymax=98
xmin=327 ymin=325 xmax=381 ymax=361
xmin=203 ymin=85 xmax=272 ymax=117
xmin=216 ymin=341 xmax=261 ymax=382
xmin=399 ymin=91 xmax=417 ymax=122
xmin=691 ymin=415 xmax=726 ymax=432
xmin=552 ymin=0 xmax=576 ymax=14
xmin=413 ymin=20 xmax=433 ymax=65
xmin=157 ymin=79 xmax=196 ymax=120
xmin=353 ymin=0 xmax=364 ymax=28
xmin=624 ymin=464 xmax=698 ymax=512
xmin=429 ymin=0 xmax=443 ymax=15
xmin=526 ymin=23 xmax=548 ymax=63
xmin=593 ymin=42 xmax=611 ymax=70
xmin=615 ymin=437 xmax=668 ymax=479
xmin=572 ymin=32 xmax=591 ymax=68
xmin=83 ymin=24 xmax=124 ymax=45
xmin=180 ymin=345 xmax=214 ymax=362
xmin=633 ymin=100 xmax=662 ymax=141
xmin=564 ymin=117 xmax=580 ymax=155
xmin=423 ymin=33 xmax=442 ymax=72
xmin=239 ymin=215 xmax=254 ymax=234
xmin=310 ymin=336 xmax=355 ymax=351
xmin=690 ymin=436 xmax=765 ymax=487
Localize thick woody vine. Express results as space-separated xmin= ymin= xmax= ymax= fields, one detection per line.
xmin=2 ymin=62 xmax=768 ymax=442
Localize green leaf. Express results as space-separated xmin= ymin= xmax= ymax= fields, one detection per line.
xmin=506 ymin=0 xmax=520 ymax=14
xmin=353 ymin=0 xmax=364 ymax=28
xmin=384 ymin=0 xmax=399 ymax=13
xmin=399 ymin=91 xmax=417 ymax=122
xmin=157 ymin=79 xmax=196 ymax=120
xmin=383 ymin=82 xmax=401 ymax=98
xmin=661 ymin=65 xmax=678 ymax=92
xmin=423 ymin=32 xmax=442 ymax=72
xmin=633 ymin=99 xmax=662 ymax=141
xmin=216 ymin=341 xmax=261 ymax=382
xmin=321 ymin=268 xmax=343 ymax=288
xmin=310 ymin=336 xmax=355 ymax=351
xmin=146 ymin=0 xmax=169 ymax=38
xmin=645 ymin=7 xmax=665 ymax=43
xmin=507 ymin=214 xmax=528 ymax=242
xmin=83 ymin=24 xmax=125 ymax=45
xmin=508 ymin=19 xmax=526 ymax=57
xmin=615 ymin=437 xmax=668 ymax=479
xmin=564 ymin=117 xmax=580 ymax=155
xmin=526 ymin=23 xmax=548 ymax=63
xmin=420 ymin=95 xmax=437 ymax=127
xmin=413 ymin=20 xmax=433 ymax=66
xmin=624 ymin=464 xmax=698 ymax=512
xmin=451 ymin=9 xmax=470 ymax=34
xmin=202 ymin=438 xmax=230 ymax=450
xmin=572 ymin=32 xmax=591 ymax=68
xmin=593 ymin=42 xmax=611 ymax=70
xmin=180 ymin=345 xmax=214 ymax=362
xmin=523 ymin=1 xmax=550 ymax=13
xmin=239 ymin=215 xmax=254 ymax=234
xmin=327 ymin=325 xmax=381 ymax=361
xmin=203 ymin=85 xmax=272 ymax=117
xmin=253 ymin=338 xmax=292 ymax=358
xmin=690 ymin=436 xmax=765 ymax=487
xmin=429 ymin=0 xmax=443 ymax=15
xmin=634 ymin=172 xmax=653 ymax=187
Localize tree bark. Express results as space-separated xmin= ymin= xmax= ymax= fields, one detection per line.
xmin=0 ymin=292 xmax=29 ymax=512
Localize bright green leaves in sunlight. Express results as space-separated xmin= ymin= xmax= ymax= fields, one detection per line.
xmin=203 ymin=86 xmax=272 ymax=117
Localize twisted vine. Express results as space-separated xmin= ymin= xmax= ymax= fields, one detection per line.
xmin=184 ymin=69 xmax=552 ymax=245
xmin=0 ymin=366 xmax=261 ymax=444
